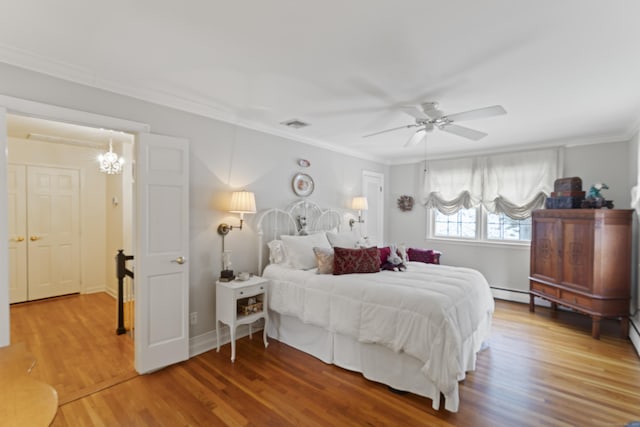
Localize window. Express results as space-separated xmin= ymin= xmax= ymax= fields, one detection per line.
xmin=433 ymin=208 xmax=477 ymax=239
xmin=486 ymin=212 xmax=531 ymax=241
xmin=431 ymin=208 xmax=531 ymax=243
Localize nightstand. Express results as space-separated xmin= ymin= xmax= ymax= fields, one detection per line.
xmin=216 ymin=276 xmax=269 ymax=362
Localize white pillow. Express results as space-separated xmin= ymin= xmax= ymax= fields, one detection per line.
xmin=326 ymin=230 xmax=361 ymax=248
xmin=267 ymin=239 xmax=287 ymax=264
xmin=281 ymin=233 xmax=331 ymax=270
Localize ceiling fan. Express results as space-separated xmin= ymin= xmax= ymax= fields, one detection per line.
xmin=363 ymin=102 xmax=507 ymax=147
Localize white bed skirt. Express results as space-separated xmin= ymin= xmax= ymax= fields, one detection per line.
xmin=267 ymin=309 xmax=492 ymax=412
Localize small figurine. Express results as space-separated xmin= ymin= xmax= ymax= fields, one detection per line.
xmin=587 ymin=182 xmax=608 ymax=199
xmin=582 ymin=182 xmax=614 ymax=209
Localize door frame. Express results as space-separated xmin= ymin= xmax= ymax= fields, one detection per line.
xmin=0 ymin=94 xmax=149 ymax=347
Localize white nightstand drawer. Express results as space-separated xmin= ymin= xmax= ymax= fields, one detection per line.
xmin=235 ymin=282 xmax=266 ymax=298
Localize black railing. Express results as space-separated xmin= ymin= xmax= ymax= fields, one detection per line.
xmin=116 ymin=249 xmax=134 ymax=335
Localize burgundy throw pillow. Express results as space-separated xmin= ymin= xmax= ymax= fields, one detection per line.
xmin=333 ymin=247 xmax=381 ymax=275
xmin=378 ymin=246 xmax=391 ymax=267
xmin=407 ymin=248 xmax=441 ymax=264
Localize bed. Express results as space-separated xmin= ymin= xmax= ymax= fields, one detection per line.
xmin=255 ymin=200 xmax=494 ymax=412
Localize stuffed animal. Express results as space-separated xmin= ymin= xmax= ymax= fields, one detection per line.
xmin=381 ymin=244 xmax=406 ymax=272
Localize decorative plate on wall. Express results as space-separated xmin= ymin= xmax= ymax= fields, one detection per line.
xmin=292 ymin=173 xmax=314 ymax=197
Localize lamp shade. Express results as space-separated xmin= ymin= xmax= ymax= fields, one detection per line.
xmin=229 ymin=191 xmax=256 ymax=214
xmin=351 ymin=196 xmax=368 ymax=211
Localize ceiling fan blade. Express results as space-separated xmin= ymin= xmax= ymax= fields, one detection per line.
xmin=404 ymin=129 xmax=427 ymax=147
xmin=399 ymin=106 xmax=428 ymax=120
xmin=440 ymin=124 xmax=488 ymax=141
xmin=363 ymin=124 xmax=416 ymax=138
xmin=444 ymin=105 xmax=507 ymax=122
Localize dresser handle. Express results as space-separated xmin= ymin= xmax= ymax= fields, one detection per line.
xmin=239 ymin=291 xmax=244 ymax=295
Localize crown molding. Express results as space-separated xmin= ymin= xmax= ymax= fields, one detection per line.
xmin=0 ymin=45 xmax=385 ymax=164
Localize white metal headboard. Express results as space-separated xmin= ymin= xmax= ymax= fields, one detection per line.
xmin=256 ymin=200 xmax=342 ymax=273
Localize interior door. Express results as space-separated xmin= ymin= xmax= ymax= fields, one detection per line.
xmin=27 ymin=166 xmax=80 ymax=300
xmin=362 ymin=171 xmax=384 ymax=245
xmin=7 ymin=164 xmax=27 ymax=303
xmin=135 ymin=132 xmax=189 ymax=373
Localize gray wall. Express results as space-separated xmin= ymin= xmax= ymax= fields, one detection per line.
xmin=0 ymin=62 xmax=388 ymax=338
xmin=388 ymin=140 xmax=635 ymax=301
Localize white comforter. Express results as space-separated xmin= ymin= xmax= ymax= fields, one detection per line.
xmin=263 ymin=262 xmax=495 ymax=396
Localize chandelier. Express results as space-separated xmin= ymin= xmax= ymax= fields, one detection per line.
xmin=98 ymin=139 xmax=124 ymax=174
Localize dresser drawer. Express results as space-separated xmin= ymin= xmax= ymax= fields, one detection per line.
xmin=530 ymin=281 xmax=559 ymax=298
xmin=235 ymin=282 xmax=266 ymax=298
xmin=559 ymin=289 xmax=593 ymax=310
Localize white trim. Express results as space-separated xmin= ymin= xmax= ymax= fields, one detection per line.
xmin=491 ymin=288 xmax=531 ymax=305
xmin=1 ymin=48 xmax=636 ymax=166
xmin=0 ymin=94 xmax=149 ymax=133
xmin=427 ymin=207 xmax=533 ymax=248
xmin=189 ymin=323 xmax=264 ymax=358
xmin=388 ymin=134 xmax=635 ymax=166
xmin=0 ymin=95 xmax=149 ymax=349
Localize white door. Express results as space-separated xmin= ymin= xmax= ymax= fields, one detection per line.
xmin=362 ymin=171 xmax=384 ymax=246
xmin=135 ymin=132 xmax=190 ymax=373
xmin=27 ymin=166 xmax=80 ymax=300
xmin=7 ymin=164 xmax=27 ymax=303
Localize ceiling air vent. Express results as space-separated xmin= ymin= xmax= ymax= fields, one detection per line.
xmin=280 ymin=119 xmax=310 ymax=129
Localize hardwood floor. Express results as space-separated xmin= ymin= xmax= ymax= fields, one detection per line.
xmin=10 ymin=293 xmax=136 ymax=406
xmin=11 ymin=295 xmax=640 ymax=426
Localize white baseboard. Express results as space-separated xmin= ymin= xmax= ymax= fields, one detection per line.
xmin=189 ymin=320 xmax=265 ymax=358
xmin=492 ymin=287 xmax=555 ymax=308
xmin=83 ymin=285 xmax=107 ymax=295
xmin=491 ymin=287 xmax=531 ymax=304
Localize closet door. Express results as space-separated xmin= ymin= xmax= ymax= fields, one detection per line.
xmin=7 ymin=164 xmax=27 ymax=303
xmin=27 ymin=166 xmax=80 ymax=300
xmin=362 ymin=170 xmax=384 ymax=245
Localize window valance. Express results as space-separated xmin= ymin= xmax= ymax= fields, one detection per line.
xmin=421 ymin=157 xmax=482 ymax=215
xmin=422 ymin=148 xmax=561 ymax=219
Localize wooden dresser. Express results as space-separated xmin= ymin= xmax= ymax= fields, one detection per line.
xmin=529 ymin=209 xmax=633 ymax=339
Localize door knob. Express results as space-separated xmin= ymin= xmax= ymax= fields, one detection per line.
xmin=172 ymin=256 xmax=186 ymax=265
xmin=15 ymin=236 xmax=25 ymax=242
xmin=30 ymin=235 xmax=41 ymax=241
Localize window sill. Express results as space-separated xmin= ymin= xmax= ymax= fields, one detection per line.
xmin=426 ymin=236 xmax=531 ymax=250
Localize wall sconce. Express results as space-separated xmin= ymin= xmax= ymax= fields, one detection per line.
xmin=217 ymin=191 xmax=257 ymax=236
xmin=349 ymin=196 xmax=368 ymax=230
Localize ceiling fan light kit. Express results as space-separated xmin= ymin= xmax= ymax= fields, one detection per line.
xmin=364 ymin=102 xmax=507 ymax=146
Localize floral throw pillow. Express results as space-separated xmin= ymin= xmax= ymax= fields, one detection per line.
xmin=333 ymin=247 xmax=380 ymax=275
xmin=407 ymin=248 xmax=441 ymax=264
xmin=313 ymin=247 xmax=334 ymax=274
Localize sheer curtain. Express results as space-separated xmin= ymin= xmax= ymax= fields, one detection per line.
xmin=421 ymin=157 xmax=482 ymax=215
xmin=482 ymin=148 xmax=561 ymax=219
xmin=422 ymin=148 xmax=561 ymax=218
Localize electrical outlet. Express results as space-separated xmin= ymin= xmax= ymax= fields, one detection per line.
xmin=190 ymin=312 xmax=197 ymax=325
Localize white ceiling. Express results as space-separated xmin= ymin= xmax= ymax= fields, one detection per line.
xmin=1 ymin=1 xmax=640 ymax=163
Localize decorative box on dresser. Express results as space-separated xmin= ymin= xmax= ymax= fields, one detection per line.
xmin=529 ymin=209 xmax=633 ymax=339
